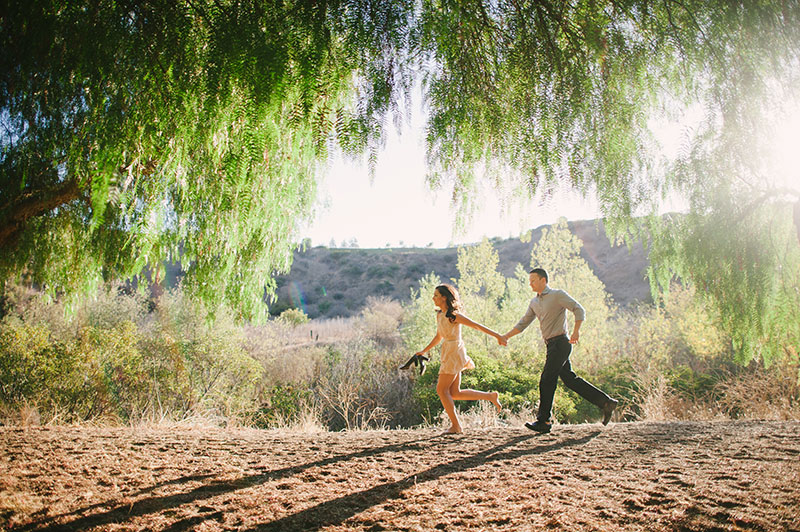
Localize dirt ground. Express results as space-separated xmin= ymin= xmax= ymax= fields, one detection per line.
xmin=1 ymin=420 xmax=799 ymax=531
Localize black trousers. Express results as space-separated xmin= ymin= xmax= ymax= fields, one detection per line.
xmin=537 ymin=335 xmax=610 ymax=423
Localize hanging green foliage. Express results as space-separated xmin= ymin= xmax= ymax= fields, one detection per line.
xmin=0 ymin=0 xmax=415 ymax=320
xmin=416 ymin=1 xmax=800 ymax=364
xmin=2 ymin=1 xmax=799 ymax=363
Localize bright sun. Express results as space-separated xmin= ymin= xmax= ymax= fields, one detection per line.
xmin=770 ymin=100 xmax=800 ymax=192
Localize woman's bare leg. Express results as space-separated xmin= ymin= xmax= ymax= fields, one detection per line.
xmin=449 ymin=373 xmax=502 ymax=413
xmin=437 ymin=373 xmax=462 ymax=433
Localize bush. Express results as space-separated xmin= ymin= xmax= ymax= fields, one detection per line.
xmin=0 ymin=318 xmax=79 ymax=407
xmin=278 ymin=307 xmax=310 ymax=326
xmin=0 ymin=284 xmax=265 ymax=424
xmin=410 ymin=353 xmax=541 ymax=422
xmin=357 ymin=297 xmax=403 ymax=348
xmin=254 ymin=384 xmax=314 ymax=427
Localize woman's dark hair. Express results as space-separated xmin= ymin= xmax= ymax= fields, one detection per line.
xmin=435 ymin=284 xmax=462 ymax=322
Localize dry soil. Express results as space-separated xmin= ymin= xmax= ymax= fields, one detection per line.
xmin=1 ymin=420 xmax=799 ymax=531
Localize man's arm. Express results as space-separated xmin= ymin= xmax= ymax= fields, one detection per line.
xmin=558 ymin=290 xmax=586 ymax=344
xmin=570 ymin=320 xmax=583 ymax=344
xmin=502 ymin=301 xmax=537 ymax=343
xmin=500 ymin=327 xmax=522 ymax=345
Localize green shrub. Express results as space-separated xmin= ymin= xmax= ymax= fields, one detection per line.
xmin=411 ymin=353 xmax=541 ymax=420
xmin=254 ymin=384 xmax=313 ymax=427
xmin=375 ymin=280 xmax=394 ymax=295
xmin=343 ymin=265 xmax=364 ymax=277
xmin=278 ymin=307 xmax=310 ymax=326
xmin=0 ymin=318 xmax=80 ymax=407
xmin=367 ymin=265 xmax=386 ymax=278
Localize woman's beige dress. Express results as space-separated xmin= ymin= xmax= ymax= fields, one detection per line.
xmin=436 ymin=310 xmax=475 ymax=375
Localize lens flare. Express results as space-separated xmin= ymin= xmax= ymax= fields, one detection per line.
xmin=289 ymin=281 xmax=306 ymax=314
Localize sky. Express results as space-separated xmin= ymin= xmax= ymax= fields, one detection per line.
xmin=301 ymin=115 xmax=604 ymax=249
xmin=300 ymin=92 xmax=800 ymax=250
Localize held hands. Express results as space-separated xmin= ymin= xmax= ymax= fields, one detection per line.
xmin=497 ymin=334 xmax=508 ymax=347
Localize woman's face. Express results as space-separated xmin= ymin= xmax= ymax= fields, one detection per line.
xmin=432 ymin=289 xmax=446 ymax=309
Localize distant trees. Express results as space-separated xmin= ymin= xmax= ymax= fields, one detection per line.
xmin=1 ymin=225 xmax=798 ymax=427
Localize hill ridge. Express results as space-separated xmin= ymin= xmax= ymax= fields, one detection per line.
xmin=273 ymin=218 xmax=651 ymax=318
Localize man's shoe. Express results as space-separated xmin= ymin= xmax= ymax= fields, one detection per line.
xmin=602 ymin=398 xmax=618 ymax=426
xmin=525 ymin=421 xmax=551 ymax=434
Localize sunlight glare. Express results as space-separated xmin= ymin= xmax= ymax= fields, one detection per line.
xmin=770 ymin=101 xmax=800 ymax=192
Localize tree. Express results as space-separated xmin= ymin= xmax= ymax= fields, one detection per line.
xmin=529 ymin=218 xmax=614 ymax=319
xmin=501 ymin=218 xmax=617 ymax=370
xmin=0 ymin=0 xmax=415 ymax=319
xmin=417 ymin=1 xmax=800 ymax=363
xmin=455 ymin=237 xmax=505 ymax=352
xmin=401 ymin=272 xmax=442 ymax=356
xmin=456 ymin=238 xmax=504 ymax=311
xmin=4 ymin=2 xmax=799 ymax=361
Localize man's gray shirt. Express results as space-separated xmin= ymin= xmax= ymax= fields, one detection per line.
xmin=513 ymin=286 xmax=586 ymax=340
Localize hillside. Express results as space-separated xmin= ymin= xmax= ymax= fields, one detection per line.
xmin=3 ymin=421 xmax=799 ymax=531
xmin=272 ymin=219 xmax=651 ymax=318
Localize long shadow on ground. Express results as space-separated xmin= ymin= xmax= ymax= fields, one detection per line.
xmin=22 ymin=434 xmax=441 ymax=531
xmin=23 ymin=431 xmax=599 ymax=531
xmin=249 ymin=431 xmax=600 ymax=531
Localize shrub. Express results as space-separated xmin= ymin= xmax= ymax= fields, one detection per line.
xmin=357 ymin=297 xmax=403 ymax=349
xmin=714 ymin=359 xmax=800 ymax=420
xmin=278 ymin=307 xmax=310 ymax=326
xmin=142 ymin=291 xmax=264 ymax=419
xmin=410 ymin=353 xmax=541 ymax=422
xmin=0 ymin=316 xmax=146 ymax=422
xmin=375 ymin=280 xmax=394 ymax=295
xmin=315 ymin=340 xmax=406 ymax=430
xmin=254 ymin=384 xmax=314 ymax=427
xmin=0 ymin=318 xmax=79 ymax=407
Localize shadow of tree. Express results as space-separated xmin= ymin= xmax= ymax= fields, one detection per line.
xmin=21 ymin=433 xmax=452 ymax=531
xmin=249 ymin=431 xmax=601 ymax=531
xmin=22 ymin=430 xmax=600 ymax=531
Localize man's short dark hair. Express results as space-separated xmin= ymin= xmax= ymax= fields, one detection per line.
xmin=529 ymin=268 xmax=548 ymax=282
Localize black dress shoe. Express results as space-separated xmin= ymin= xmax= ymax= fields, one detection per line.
xmin=602 ymin=398 xmax=618 ymax=425
xmin=525 ymin=421 xmax=551 ymax=434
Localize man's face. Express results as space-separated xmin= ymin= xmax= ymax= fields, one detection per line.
xmin=529 ymin=272 xmax=546 ymax=293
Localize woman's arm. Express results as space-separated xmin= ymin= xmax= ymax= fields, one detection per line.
xmin=454 ymin=313 xmax=506 ymax=345
xmin=416 ymin=332 xmax=443 ymax=355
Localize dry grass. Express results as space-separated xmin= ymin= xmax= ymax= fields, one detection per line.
xmin=631 ymin=360 xmax=800 ymax=423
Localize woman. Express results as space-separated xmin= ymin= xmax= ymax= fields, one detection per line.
xmin=416 ymin=284 xmax=504 ymax=434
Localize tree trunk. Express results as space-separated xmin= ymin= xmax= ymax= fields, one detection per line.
xmin=0 ymin=179 xmax=82 ymax=249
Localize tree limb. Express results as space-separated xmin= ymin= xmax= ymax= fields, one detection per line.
xmin=0 ymin=179 xmax=82 ymax=249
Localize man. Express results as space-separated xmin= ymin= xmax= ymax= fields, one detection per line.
xmin=501 ymin=268 xmax=618 ymax=433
